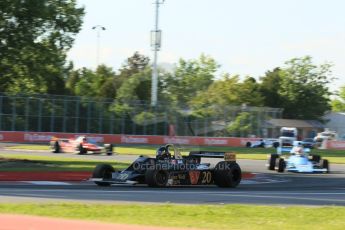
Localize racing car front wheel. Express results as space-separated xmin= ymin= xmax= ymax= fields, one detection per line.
xmin=51 ymin=141 xmax=60 ymax=153
xmin=77 ymin=144 xmax=87 ymax=155
xmin=276 ymin=158 xmax=285 ymax=173
xmin=92 ymin=164 xmax=115 ymax=186
xmin=273 ymin=142 xmax=280 ymax=148
xmin=310 ymin=154 xmax=321 ymax=163
xmin=321 ymin=159 xmax=329 ymax=173
xmin=145 ymin=169 xmax=169 ymax=187
xmin=268 ymin=154 xmax=279 ymax=170
xmin=213 ymin=161 xmax=242 ymax=188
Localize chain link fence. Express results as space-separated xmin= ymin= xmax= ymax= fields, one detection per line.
xmin=0 ymin=93 xmax=283 ymax=137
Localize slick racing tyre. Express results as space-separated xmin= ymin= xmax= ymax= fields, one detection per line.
xmin=276 ymin=158 xmax=285 ymax=173
xmin=321 ymin=159 xmax=329 ymax=173
xmin=213 ymin=161 xmax=242 ymax=188
xmin=246 ymin=142 xmax=251 ymax=148
xmin=273 ymin=142 xmax=280 ymax=148
xmin=268 ymin=154 xmax=279 ymax=170
xmin=77 ymin=143 xmax=87 ymax=155
xmin=145 ymin=169 xmax=169 ymax=187
xmin=51 ymin=141 xmax=60 ymax=153
xmin=311 ymin=154 xmax=321 ymax=163
xmin=92 ymin=164 xmax=115 ymax=186
xmin=104 ymin=143 xmax=113 ymax=156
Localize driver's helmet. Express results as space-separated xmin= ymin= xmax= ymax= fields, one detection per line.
xmin=294 ymin=144 xmax=304 ymax=156
xmin=295 ymin=147 xmax=304 ymax=154
xmin=156 ymin=145 xmax=170 ymax=160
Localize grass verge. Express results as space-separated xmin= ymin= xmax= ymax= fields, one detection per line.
xmin=5 ymin=144 xmax=345 ymax=163
xmin=0 ymin=154 xmax=129 ymax=172
xmin=0 ymin=203 xmax=344 ymax=230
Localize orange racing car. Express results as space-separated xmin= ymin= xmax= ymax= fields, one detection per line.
xmin=50 ymin=136 xmax=113 ymax=155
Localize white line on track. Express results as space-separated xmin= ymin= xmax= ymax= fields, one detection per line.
xmin=209 ymin=194 xmax=345 ymax=203
xmin=17 ymin=178 xmax=289 ymax=186
xmin=240 ymin=179 xmax=289 ymax=184
xmin=9 ymin=193 xmax=67 ymax=198
xmin=2 ymin=188 xmax=345 ymax=196
xmin=1 ymin=189 xmax=345 ymax=204
xmin=22 ymin=181 xmax=72 ymax=185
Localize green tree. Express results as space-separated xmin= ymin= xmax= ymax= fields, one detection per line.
xmin=259 ymin=68 xmax=285 ymax=108
xmin=163 ymin=54 xmax=218 ymax=106
xmin=73 ymin=68 xmax=95 ymax=98
xmin=65 ymin=68 xmax=81 ymax=95
xmin=116 ymin=68 xmax=152 ymax=102
xmin=190 ymin=75 xmax=264 ymax=117
xmin=68 ymin=65 xmax=119 ymax=99
xmin=0 ymin=0 xmax=84 ymax=94
xmin=237 ymin=77 xmax=264 ymax=106
xmin=331 ymin=86 xmax=345 ymax=112
xmin=117 ymin=52 xmax=150 ymax=80
xmin=106 ymin=52 xmax=151 ymax=102
xmin=226 ymin=112 xmax=258 ymax=137
xmin=68 ymin=53 xmax=150 ymax=100
xmin=132 ymin=111 xmax=156 ymax=125
xmin=94 ymin=65 xmax=118 ymax=99
xmin=278 ymin=56 xmax=333 ymax=119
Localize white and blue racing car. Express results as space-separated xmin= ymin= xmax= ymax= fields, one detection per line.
xmin=267 ymin=141 xmax=329 ymax=173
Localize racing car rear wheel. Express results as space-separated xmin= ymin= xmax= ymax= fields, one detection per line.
xmin=51 ymin=141 xmax=60 ymax=153
xmin=105 ymin=144 xmax=113 ymax=156
xmin=268 ymin=154 xmax=279 ymax=170
xmin=92 ymin=164 xmax=115 ymax=186
xmin=213 ymin=161 xmax=242 ymax=188
xmin=246 ymin=142 xmax=251 ymax=148
xmin=276 ymin=158 xmax=285 ymax=173
xmin=145 ymin=170 xmax=169 ymax=187
xmin=321 ymin=159 xmax=329 ymax=173
xmin=311 ymin=154 xmax=321 ymax=163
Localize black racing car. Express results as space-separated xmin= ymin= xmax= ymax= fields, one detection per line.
xmin=91 ymin=144 xmax=242 ymax=188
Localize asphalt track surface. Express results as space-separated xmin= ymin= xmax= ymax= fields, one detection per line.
xmin=1 ymin=148 xmax=345 ymax=206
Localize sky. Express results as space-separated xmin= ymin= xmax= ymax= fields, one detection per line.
xmin=67 ymin=0 xmax=345 ymax=91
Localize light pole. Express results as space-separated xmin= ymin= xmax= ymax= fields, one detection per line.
xmin=151 ymin=0 xmax=165 ymax=107
xmin=92 ymin=25 xmax=106 ymax=67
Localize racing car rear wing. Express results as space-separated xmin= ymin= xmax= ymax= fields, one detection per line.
xmin=50 ymin=137 xmax=69 ymax=142
xmin=189 ymin=151 xmax=236 ymax=161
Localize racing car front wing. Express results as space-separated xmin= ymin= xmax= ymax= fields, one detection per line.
xmin=90 ymin=178 xmax=138 ymax=185
xmin=286 ymin=167 xmax=328 ymax=173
